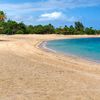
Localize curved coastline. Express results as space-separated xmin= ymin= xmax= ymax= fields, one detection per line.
xmin=38 ymin=40 xmax=57 ymax=53
xmin=39 ymin=38 xmax=100 ymax=64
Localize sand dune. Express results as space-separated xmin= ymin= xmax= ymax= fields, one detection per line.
xmin=0 ymin=34 xmax=100 ymax=100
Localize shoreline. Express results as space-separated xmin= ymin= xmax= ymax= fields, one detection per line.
xmin=38 ymin=37 xmax=100 ymax=65
xmin=38 ymin=41 xmax=57 ymax=53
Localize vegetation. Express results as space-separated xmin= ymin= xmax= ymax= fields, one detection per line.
xmin=0 ymin=10 xmax=100 ymax=35
xmin=0 ymin=11 xmax=6 ymax=21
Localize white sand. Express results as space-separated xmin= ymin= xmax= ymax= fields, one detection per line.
xmin=0 ymin=34 xmax=100 ymax=100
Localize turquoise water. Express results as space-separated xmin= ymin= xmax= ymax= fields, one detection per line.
xmin=46 ymin=37 xmax=100 ymax=62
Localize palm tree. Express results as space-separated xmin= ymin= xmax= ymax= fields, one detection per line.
xmin=0 ymin=11 xmax=6 ymax=21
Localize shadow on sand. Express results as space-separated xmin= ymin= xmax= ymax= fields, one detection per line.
xmin=0 ymin=40 xmax=10 ymax=42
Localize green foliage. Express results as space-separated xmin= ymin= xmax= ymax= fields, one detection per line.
xmin=68 ymin=25 xmax=75 ymax=35
xmin=0 ymin=10 xmax=6 ymax=21
xmin=32 ymin=25 xmax=45 ymax=34
xmin=18 ymin=22 xmax=27 ymax=34
xmin=95 ymin=30 xmax=100 ymax=35
xmin=0 ymin=21 xmax=4 ymax=34
xmin=26 ymin=24 xmax=55 ymax=34
xmin=6 ymin=20 xmax=18 ymax=34
xmin=0 ymin=20 xmax=27 ymax=35
xmin=0 ymin=10 xmax=99 ymax=35
xmin=16 ymin=30 xmax=24 ymax=34
xmin=43 ymin=24 xmax=55 ymax=34
xmin=85 ymin=27 xmax=95 ymax=35
xmin=75 ymin=21 xmax=84 ymax=31
xmin=55 ymin=27 xmax=64 ymax=34
xmin=27 ymin=25 xmax=34 ymax=34
xmin=4 ymin=28 xmax=12 ymax=35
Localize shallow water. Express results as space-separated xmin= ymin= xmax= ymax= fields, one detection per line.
xmin=46 ymin=37 xmax=100 ymax=63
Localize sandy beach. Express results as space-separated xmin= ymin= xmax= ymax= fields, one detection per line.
xmin=0 ymin=34 xmax=100 ymax=100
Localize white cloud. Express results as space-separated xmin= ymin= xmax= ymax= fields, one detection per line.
xmin=38 ymin=12 xmax=62 ymax=21
xmin=0 ymin=0 xmax=99 ymax=25
xmin=38 ymin=11 xmax=77 ymax=22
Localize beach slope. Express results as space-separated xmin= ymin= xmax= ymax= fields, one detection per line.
xmin=0 ymin=34 xmax=100 ymax=100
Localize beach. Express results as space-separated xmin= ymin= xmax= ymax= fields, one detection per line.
xmin=0 ymin=34 xmax=100 ymax=100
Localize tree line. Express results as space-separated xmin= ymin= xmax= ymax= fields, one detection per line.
xmin=0 ymin=10 xmax=100 ymax=35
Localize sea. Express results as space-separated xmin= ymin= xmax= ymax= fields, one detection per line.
xmin=45 ymin=37 xmax=100 ymax=63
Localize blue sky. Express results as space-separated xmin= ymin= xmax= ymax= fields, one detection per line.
xmin=0 ymin=0 xmax=100 ymax=29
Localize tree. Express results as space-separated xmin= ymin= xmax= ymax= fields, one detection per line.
xmin=44 ymin=24 xmax=55 ymax=34
xmin=0 ymin=11 xmax=6 ymax=21
xmin=0 ymin=21 xmax=4 ymax=34
xmin=55 ymin=27 xmax=64 ymax=34
xmin=32 ymin=25 xmax=45 ymax=34
xmin=0 ymin=11 xmax=6 ymax=33
xmin=75 ymin=21 xmax=84 ymax=32
xmin=69 ymin=25 xmax=75 ymax=35
xmin=63 ymin=25 xmax=70 ymax=35
xmin=85 ymin=27 xmax=95 ymax=35
xmin=95 ymin=30 xmax=100 ymax=35
xmin=5 ymin=20 xmax=18 ymax=34
xmin=27 ymin=25 xmax=34 ymax=34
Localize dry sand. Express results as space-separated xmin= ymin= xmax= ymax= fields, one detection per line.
xmin=0 ymin=34 xmax=100 ymax=100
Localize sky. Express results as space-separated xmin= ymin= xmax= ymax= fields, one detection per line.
xmin=0 ymin=0 xmax=100 ymax=29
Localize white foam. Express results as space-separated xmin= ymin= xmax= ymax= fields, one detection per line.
xmin=42 ymin=41 xmax=57 ymax=53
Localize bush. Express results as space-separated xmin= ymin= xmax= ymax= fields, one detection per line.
xmin=16 ymin=30 xmax=24 ymax=34
xmin=85 ymin=27 xmax=95 ymax=35
xmin=4 ymin=28 xmax=12 ymax=35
